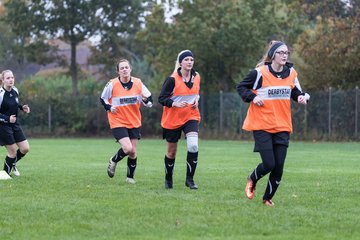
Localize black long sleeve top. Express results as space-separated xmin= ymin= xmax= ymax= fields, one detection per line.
xmin=236 ymin=62 xmax=304 ymax=103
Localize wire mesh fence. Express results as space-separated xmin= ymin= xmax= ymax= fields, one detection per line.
xmin=20 ymin=87 xmax=359 ymax=141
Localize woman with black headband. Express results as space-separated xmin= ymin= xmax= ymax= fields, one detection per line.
xmin=158 ymin=50 xmax=201 ymax=190
xmin=236 ymin=40 xmax=310 ymax=206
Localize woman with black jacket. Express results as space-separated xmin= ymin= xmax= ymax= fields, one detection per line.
xmin=0 ymin=70 xmax=30 ymax=180
xmin=237 ymin=41 xmax=310 ymax=206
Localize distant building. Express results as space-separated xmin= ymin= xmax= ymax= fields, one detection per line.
xmin=36 ymin=39 xmax=102 ymax=80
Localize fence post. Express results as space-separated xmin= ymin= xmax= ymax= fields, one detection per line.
xmin=200 ymin=92 xmax=205 ymax=124
xmin=238 ymin=103 xmax=243 ymax=134
xmin=304 ymin=103 xmax=308 ymax=138
xmin=355 ymin=86 xmax=359 ymax=138
xmin=48 ymin=103 xmax=52 ymax=132
xmin=328 ymin=87 xmax=332 ymax=138
xmin=219 ymin=90 xmax=223 ymax=132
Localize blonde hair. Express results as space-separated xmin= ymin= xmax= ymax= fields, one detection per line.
xmin=174 ymin=49 xmax=192 ymax=72
xmin=0 ymin=70 xmax=14 ymax=86
xmin=256 ymin=40 xmax=285 ymax=68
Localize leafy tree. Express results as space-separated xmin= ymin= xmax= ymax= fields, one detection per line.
xmin=45 ymin=0 xmax=100 ymax=96
xmin=89 ymin=0 xmax=147 ymax=79
xmin=286 ymin=0 xmax=356 ymax=20
xmin=138 ymin=0 xmax=291 ymax=92
xmin=2 ymin=0 xmax=100 ymax=96
xmin=291 ymin=1 xmax=360 ymax=90
xmin=135 ymin=4 xmax=173 ymax=92
xmin=0 ymin=0 xmax=55 ymax=80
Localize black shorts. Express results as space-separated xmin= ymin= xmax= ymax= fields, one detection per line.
xmin=112 ymin=127 xmax=141 ymax=141
xmin=163 ymin=120 xmax=199 ymax=143
xmin=253 ymin=130 xmax=289 ymax=152
xmin=0 ymin=123 xmax=27 ymax=146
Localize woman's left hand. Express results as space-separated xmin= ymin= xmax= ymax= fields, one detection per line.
xmin=191 ymin=99 xmax=199 ymax=109
xmin=297 ymin=95 xmax=308 ymax=105
xmin=23 ymin=105 xmax=30 ymax=113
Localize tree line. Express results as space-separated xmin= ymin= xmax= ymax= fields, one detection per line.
xmin=0 ymin=0 xmax=359 ymax=96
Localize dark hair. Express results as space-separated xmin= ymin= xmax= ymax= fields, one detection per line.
xmin=178 ymin=50 xmax=193 ymax=63
xmin=116 ymin=59 xmax=131 ymax=71
xmin=174 ymin=50 xmax=194 ymax=71
xmin=267 ymin=41 xmax=286 ymax=59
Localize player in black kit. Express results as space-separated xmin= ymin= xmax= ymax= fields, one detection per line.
xmin=0 ymin=70 xmax=30 ymax=180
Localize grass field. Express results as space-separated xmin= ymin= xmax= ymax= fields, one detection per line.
xmin=0 ymin=138 xmax=359 ymax=240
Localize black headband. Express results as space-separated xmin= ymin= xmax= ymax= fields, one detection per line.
xmin=268 ymin=42 xmax=285 ymax=59
xmin=178 ymin=50 xmax=193 ymax=63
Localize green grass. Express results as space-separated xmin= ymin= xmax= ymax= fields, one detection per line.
xmin=0 ymin=139 xmax=359 ymax=240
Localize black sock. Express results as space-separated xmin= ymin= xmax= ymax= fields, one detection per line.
xmin=3 ymin=156 xmax=16 ymax=174
xmin=263 ymin=176 xmax=281 ymax=200
xmin=111 ymin=148 xmax=128 ymax=163
xmin=16 ymin=149 xmax=26 ymax=163
xmin=186 ymin=151 xmax=198 ymax=178
xmin=164 ymin=156 xmax=175 ymax=181
xmin=249 ymin=164 xmax=263 ymax=184
xmin=262 ymin=145 xmax=287 ymax=200
xmin=127 ymin=157 xmax=137 ymax=178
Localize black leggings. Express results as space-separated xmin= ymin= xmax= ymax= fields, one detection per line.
xmin=255 ymin=145 xmax=288 ymax=181
xmin=250 ymin=144 xmax=288 ymax=200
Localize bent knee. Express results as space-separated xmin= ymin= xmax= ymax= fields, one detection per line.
xmin=123 ymin=146 xmax=133 ymax=155
xmin=166 ymin=151 xmax=176 ymax=159
xmin=21 ymin=147 xmax=30 ymax=154
xmin=264 ymin=163 xmax=275 ymax=172
xmin=128 ymin=149 xmax=137 ymax=158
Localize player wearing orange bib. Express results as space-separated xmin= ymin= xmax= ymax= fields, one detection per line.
xmin=100 ymin=59 xmax=153 ymax=184
xmin=237 ymin=41 xmax=310 ymax=206
xmin=159 ymin=50 xmax=201 ymax=190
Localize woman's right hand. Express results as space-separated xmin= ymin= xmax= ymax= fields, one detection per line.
xmin=110 ymin=106 xmax=117 ymax=113
xmin=253 ymin=96 xmax=264 ymax=106
xmin=9 ymin=115 xmax=16 ymax=123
